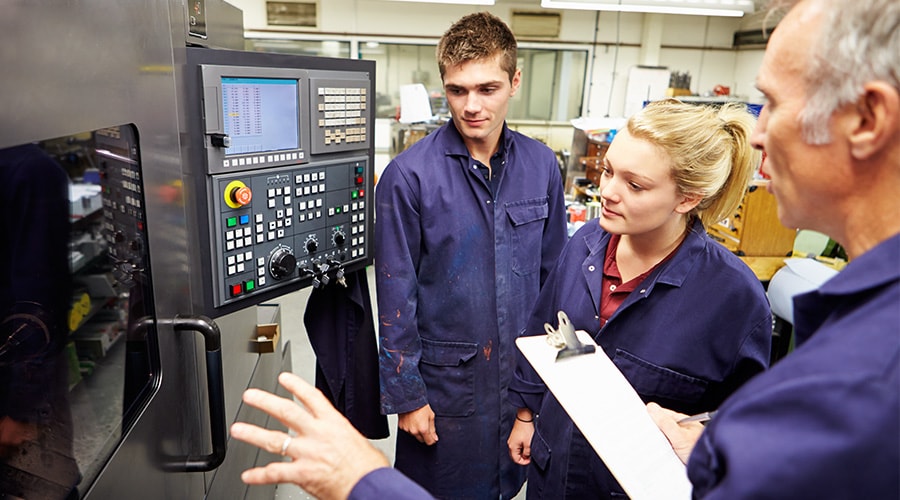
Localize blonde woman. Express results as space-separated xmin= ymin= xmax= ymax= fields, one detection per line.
xmin=507 ymin=99 xmax=773 ymax=499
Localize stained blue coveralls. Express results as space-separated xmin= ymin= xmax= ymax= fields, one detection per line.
xmin=509 ymin=218 xmax=772 ymax=498
xmin=375 ymin=120 xmax=567 ymax=499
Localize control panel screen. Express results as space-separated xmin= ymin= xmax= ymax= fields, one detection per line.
xmin=222 ymin=77 xmax=299 ymax=156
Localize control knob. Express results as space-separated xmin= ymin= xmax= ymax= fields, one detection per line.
xmin=332 ymin=230 xmax=346 ymax=247
xmin=268 ymin=246 xmax=297 ymax=280
xmin=304 ymin=235 xmax=319 ymax=255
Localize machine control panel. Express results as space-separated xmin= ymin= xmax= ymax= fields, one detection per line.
xmin=212 ymin=157 xmax=368 ymax=305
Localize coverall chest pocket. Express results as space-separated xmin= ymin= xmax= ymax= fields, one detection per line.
xmin=612 ymin=349 xmax=709 ymax=406
xmin=505 ymin=198 xmax=549 ymax=276
xmin=419 ymin=338 xmax=479 ymax=417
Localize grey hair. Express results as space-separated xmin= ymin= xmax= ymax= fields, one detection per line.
xmin=773 ymin=0 xmax=900 ymax=144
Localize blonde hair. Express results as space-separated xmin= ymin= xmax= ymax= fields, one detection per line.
xmin=436 ymin=12 xmax=518 ymax=83
xmin=627 ymin=99 xmax=761 ymax=227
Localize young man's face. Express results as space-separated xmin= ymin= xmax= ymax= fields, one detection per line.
xmin=442 ymin=55 xmax=520 ymax=150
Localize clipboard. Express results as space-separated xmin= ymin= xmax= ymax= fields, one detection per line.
xmin=516 ymin=331 xmax=692 ymax=500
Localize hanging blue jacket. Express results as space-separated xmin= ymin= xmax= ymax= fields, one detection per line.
xmin=375 ymin=120 xmax=568 ymax=499
xmin=509 ymin=218 xmax=772 ymax=498
xmin=688 ymin=233 xmax=900 ymax=499
xmin=303 ymin=269 xmax=388 ymax=439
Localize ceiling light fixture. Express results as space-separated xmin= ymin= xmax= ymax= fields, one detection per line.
xmin=540 ymin=0 xmax=754 ymax=17
xmin=387 ymin=0 xmax=496 ymax=5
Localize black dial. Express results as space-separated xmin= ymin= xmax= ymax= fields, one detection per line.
xmin=269 ymin=247 xmax=296 ymax=280
xmin=332 ymin=230 xmax=346 ymax=247
xmin=305 ymin=236 xmax=318 ymax=254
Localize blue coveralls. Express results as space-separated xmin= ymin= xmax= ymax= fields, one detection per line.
xmin=375 ymin=121 xmax=568 ymax=499
xmin=509 ymin=218 xmax=772 ymax=498
xmin=689 ymin=233 xmax=900 ymax=499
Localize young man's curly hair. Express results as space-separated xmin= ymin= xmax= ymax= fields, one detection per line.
xmin=436 ymin=12 xmax=518 ymax=83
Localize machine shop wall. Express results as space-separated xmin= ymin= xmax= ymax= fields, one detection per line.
xmin=228 ymin=0 xmax=767 ymax=118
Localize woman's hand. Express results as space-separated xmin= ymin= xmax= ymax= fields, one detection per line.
xmin=507 ymin=408 xmax=535 ymax=465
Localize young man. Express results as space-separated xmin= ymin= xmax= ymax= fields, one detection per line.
xmin=374 ymin=12 xmax=567 ymax=499
xmin=230 ymin=1 xmax=898 ymax=498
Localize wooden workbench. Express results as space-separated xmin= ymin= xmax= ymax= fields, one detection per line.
xmin=739 ymin=256 xmax=788 ymax=282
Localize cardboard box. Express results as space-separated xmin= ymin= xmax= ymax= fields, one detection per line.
xmin=252 ymin=303 xmax=281 ymax=354
xmin=665 ymin=87 xmax=693 ymax=97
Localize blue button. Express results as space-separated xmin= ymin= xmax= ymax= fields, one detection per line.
xmin=239 ymin=214 xmax=250 ymax=225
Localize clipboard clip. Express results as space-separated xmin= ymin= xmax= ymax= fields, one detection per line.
xmin=544 ymin=310 xmax=596 ymax=361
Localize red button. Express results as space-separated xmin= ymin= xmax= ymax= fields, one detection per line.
xmin=231 ymin=284 xmax=242 ymax=296
xmin=355 ymin=176 xmax=364 ymax=185
xmin=230 ymin=185 xmax=253 ymax=206
xmin=358 ymin=189 xmax=365 ymax=198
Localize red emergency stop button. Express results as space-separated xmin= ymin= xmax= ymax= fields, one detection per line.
xmin=224 ymin=180 xmax=252 ymax=208
xmin=231 ymin=185 xmax=252 ymax=205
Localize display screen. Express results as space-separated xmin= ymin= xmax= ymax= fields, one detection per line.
xmin=221 ymin=77 xmax=299 ymax=156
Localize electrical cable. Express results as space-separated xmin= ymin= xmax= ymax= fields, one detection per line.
xmin=696 ymin=16 xmax=711 ymax=95
xmin=586 ymin=10 xmax=600 ymax=117
xmin=605 ymin=3 xmax=623 ymax=117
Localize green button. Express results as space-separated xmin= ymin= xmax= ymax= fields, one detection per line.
xmin=245 ymin=280 xmax=255 ymax=291
xmin=351 ymin=191 xmax=358 ymax=199
xmin=226 ymin=216 xmax=237 ymax=228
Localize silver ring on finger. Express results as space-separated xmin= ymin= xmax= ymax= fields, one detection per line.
xmin=280 ymin=435 xmax=292 ymax=456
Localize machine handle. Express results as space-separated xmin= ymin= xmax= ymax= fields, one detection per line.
xmin=165 ymin=315 xmax=228 ymax=472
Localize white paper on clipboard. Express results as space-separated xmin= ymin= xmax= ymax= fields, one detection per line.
xmin=516 ymin=332 xmax=692 ymax=500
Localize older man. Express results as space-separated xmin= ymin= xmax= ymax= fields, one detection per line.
xmin=650 ymin=0 xmax=900 ymax=497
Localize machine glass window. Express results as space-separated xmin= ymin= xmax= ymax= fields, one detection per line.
xmin=357 ymin=42 xmax=442 ymax=119
xmin=359 ymin=42 xmax=587 ymax=122
xmin=510 ymin=48 xmax=588 ymax=122
xmin=0 ymin=124 xmax=158 ymax=498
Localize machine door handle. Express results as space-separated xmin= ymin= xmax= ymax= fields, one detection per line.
xmin=165 ymin=315 xmax=228 ymax=472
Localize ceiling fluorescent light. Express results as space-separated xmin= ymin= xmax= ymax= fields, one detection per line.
xmin=388 ymin=0 xmax=496 ymax=5
xmin=541 ymin=0 xmax=753 ymax=17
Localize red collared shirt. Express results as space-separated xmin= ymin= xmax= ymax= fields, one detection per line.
xmin=600 ymin=233 xmax=678 ymax=327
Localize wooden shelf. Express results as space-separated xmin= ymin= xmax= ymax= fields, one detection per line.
xmin=710 ymin=180 xmax=796 ymax=258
